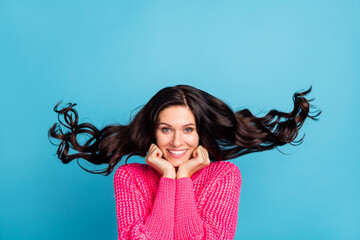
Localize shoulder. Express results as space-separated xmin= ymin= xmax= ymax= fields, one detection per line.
xmin=113 ymin=163 xmax=160 ymax=184
xmin=192 ymin=161 xmax=242 ymax=198
xmin=114 ymin=163 xmax=146 ymax=182
xmin=207 ymin=161 xmax=242 ymax=186
xmin=114 ymin=162 xmax=142 ymax=176
xmin=208 ymin=161 xmax=241 ymax=178
xmin=193 ymin=161 xmax=241 ymax=187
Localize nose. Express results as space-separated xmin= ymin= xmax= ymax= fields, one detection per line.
xmin=171 ymin=131 xmax=183 ymax=147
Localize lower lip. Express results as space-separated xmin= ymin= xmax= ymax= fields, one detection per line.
xmin=167 ymin=149 xmax=188 ymax=158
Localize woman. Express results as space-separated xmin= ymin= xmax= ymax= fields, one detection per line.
xmin=48 ymin=85 xmax=321 ymax=239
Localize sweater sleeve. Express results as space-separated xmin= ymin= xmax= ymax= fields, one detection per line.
xmin=174 ymin=166 xmax=242 ymax=240
xmin=114 ymin=166 xmax=176 ymax=240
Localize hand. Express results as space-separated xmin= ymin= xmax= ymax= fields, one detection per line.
xmin=176 ymin=145 xmax=210 ymax=179
xmin=145 ymin=143 xmax=176 ymax=179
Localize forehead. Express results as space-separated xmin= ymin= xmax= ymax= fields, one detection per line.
xmin=157 ymin=106 xmax=196 ymax=125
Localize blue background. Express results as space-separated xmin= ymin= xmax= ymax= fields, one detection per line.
xmin=1 ymin=1 xmax=359 ymax=239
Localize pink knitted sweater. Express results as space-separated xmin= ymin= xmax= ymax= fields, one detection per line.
xmin=114 ymin=161 xmax=242 ymax=240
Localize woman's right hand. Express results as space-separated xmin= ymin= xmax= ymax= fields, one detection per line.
xmin=145 ymin=143 xmax=176 ymax=179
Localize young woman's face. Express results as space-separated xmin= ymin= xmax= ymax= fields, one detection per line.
xmin=155 ymin=105 xmax=199 ymax=167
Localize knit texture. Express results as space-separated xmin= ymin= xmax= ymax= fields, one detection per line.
xmin=114 ymin=161 xmax=242 ymax=240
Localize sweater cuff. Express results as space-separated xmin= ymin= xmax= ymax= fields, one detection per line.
xmin=175 ymin=177 xmax=204 ymax=238
xmin=144 ymin=177 xmax=176 ymax=239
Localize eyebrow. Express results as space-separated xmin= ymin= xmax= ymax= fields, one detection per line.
xmin=158 ymin=123 xmax=196 ymax=127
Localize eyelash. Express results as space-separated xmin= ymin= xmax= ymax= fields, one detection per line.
xmin=161 ymin=128 xmax=170 ymax=133
xmin=185 ymin=127 xmax=194 ymax=132
xmin=161 ymin=127 xmax=194 ymax=133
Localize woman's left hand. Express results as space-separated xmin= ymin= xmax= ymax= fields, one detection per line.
xmin=176 ymin=145 xmax=211 ymax=179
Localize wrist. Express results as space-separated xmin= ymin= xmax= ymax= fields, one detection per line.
xmin=176 ymin=171 xmax=190 ymax=179
xmin=162 ymin=170 xmax=176 ymax=179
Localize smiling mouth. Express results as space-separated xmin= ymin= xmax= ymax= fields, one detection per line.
xmin=167 ymin=149 xmax=188 ymax=158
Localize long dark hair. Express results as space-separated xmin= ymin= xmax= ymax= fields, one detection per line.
xmin=48 ymin=85 xmax=321 ymax=175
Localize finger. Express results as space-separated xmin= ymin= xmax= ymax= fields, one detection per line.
xmin=148 ymin=144 xmax=155 ymax=153
xmin=199 ymin=148 xmax=206 ymax=161
xmin=148 ymin=148 xmax=155 ymax=157
xmin=149 ymin=144 xmax=160 ymax=155
xmin=154 ymin=148 xmax=163 ymax=158
xmin=192 ymin=148 xmax=199 ymax=158
xmin=148 ymin=143 xmax=162 ymax=157
xmin=200 ymin=148 xmax=210 ymax=165
xmin=203 ymin=148 xmax=209 ymax=161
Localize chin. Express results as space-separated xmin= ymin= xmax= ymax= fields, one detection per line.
xmin=168 ymin=160 xmax=183 ymax=167
xmin=167 ymin=157 xmax=189 ymax=168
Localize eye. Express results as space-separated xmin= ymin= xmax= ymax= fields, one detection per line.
xmin=185 ymin=127 xmax=194 ymax=133
xmin=161 ymin=127 xmax=171 ymax=133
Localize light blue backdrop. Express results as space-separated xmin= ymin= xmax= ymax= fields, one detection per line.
xmin=0 ymin=1 xmax=359 ymax=239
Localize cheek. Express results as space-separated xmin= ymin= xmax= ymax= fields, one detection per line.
xmin=185 ymin=134 xmax=200 ymax=146
xmin=155 ymin=132 xmax=170 ymax=147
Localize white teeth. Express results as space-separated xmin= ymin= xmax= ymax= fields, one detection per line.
xmin=169 ymin=150 xmax=187 ymax=154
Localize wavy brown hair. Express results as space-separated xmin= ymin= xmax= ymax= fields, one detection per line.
xmin=48 ymin=85 xmax=321 ymax=175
